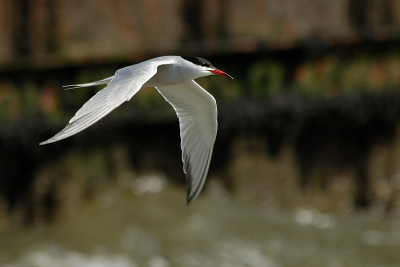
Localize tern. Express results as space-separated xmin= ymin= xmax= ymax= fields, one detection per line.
xmin=40 ymin=56 xmax=233 ymax=205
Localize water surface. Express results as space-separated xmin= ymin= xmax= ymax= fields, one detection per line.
xmin=0 ymin=174 xmax=399 ymax=267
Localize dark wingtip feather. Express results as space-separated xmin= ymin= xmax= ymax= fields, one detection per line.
xmin=185 ymin=168 xmax=205 ymax=207
xmin=185 ymin=148 xmax=213 ymax=207
xmin=186 ymin=186 xmax=196 ymax=207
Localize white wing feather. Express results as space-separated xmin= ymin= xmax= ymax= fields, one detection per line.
xmin=40 ymin=57 xmax=175 ymax=145
xmin=156 ymin=81 xmax=217 ymax=205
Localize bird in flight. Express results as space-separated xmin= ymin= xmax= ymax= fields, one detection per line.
xmin=40 ymin=56 xmax=233 ymax=206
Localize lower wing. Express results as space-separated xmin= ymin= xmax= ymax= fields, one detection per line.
xmin=156 ymin=80 xmax=218 ymax=205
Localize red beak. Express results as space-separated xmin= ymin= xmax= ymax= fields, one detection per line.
xmin=209 ymin=69 xmax=233 ymax=79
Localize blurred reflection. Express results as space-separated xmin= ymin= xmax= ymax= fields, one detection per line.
xmin=97 ymin=188 xmax=121 ymax=209
xmin=295 ymin=209 xmax=337 ymax=229
xmin=0 ymin=182 xmax=399 ymax=267
xmin=132 ymin=173 xmax=166 ymax=199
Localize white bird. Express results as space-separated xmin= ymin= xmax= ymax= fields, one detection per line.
xmin=40 ymin=56 xmax=233 ymax=206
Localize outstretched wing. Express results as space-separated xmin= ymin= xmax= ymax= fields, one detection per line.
xmin=156 ymin=81 xmax=218 ymax=205
xmin=40 ymin=57 xmax=175 ymax=145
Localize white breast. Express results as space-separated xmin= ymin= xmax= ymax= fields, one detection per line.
xmin=144 ymin=64 xmax=186 ymax=87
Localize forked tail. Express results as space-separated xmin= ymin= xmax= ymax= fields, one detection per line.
xmin=63 ymin=76 xmax=114 ymax=90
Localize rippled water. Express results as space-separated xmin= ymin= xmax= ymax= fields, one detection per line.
xmin=0 ymin=173 xmax=400 ymax=267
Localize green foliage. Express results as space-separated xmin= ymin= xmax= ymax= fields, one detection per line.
xmin=292 ymin=54 xmax=400 ymax=95
xmin=22 ymin=81 xmax=39 ymax=114
xmin=293 ymin=56 xmax=341 ymax=95
xmin=1 ymin=52 xmax=399 ymax=124
xmin=201 ymin=77 xmax=242 ymax=102
xmin=0 ymin=83 xmax=21 ymax=121
xmin=134 ymin=87 xmax=170 ymax=109
xmin=248 ymin=61 xmax=285 ymax=98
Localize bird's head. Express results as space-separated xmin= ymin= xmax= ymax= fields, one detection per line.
xmin=181 ymin=56 xmax=233 ymax=79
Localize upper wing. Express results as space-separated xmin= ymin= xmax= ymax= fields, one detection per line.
xmin=156 ymin=81 xmax=218 ymax=205
xmin=40 ymin=57 xmax=175 ymax=145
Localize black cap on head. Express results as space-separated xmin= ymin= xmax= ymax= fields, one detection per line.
xmin=182 ymin=56 xmax=215 ymax=69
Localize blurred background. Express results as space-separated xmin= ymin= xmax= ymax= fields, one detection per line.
xmin=1 ymin=0 xmax=400 ymax=266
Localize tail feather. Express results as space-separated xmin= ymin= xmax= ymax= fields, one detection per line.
xmin=63 ymin=76 xmax=113 ymax=90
